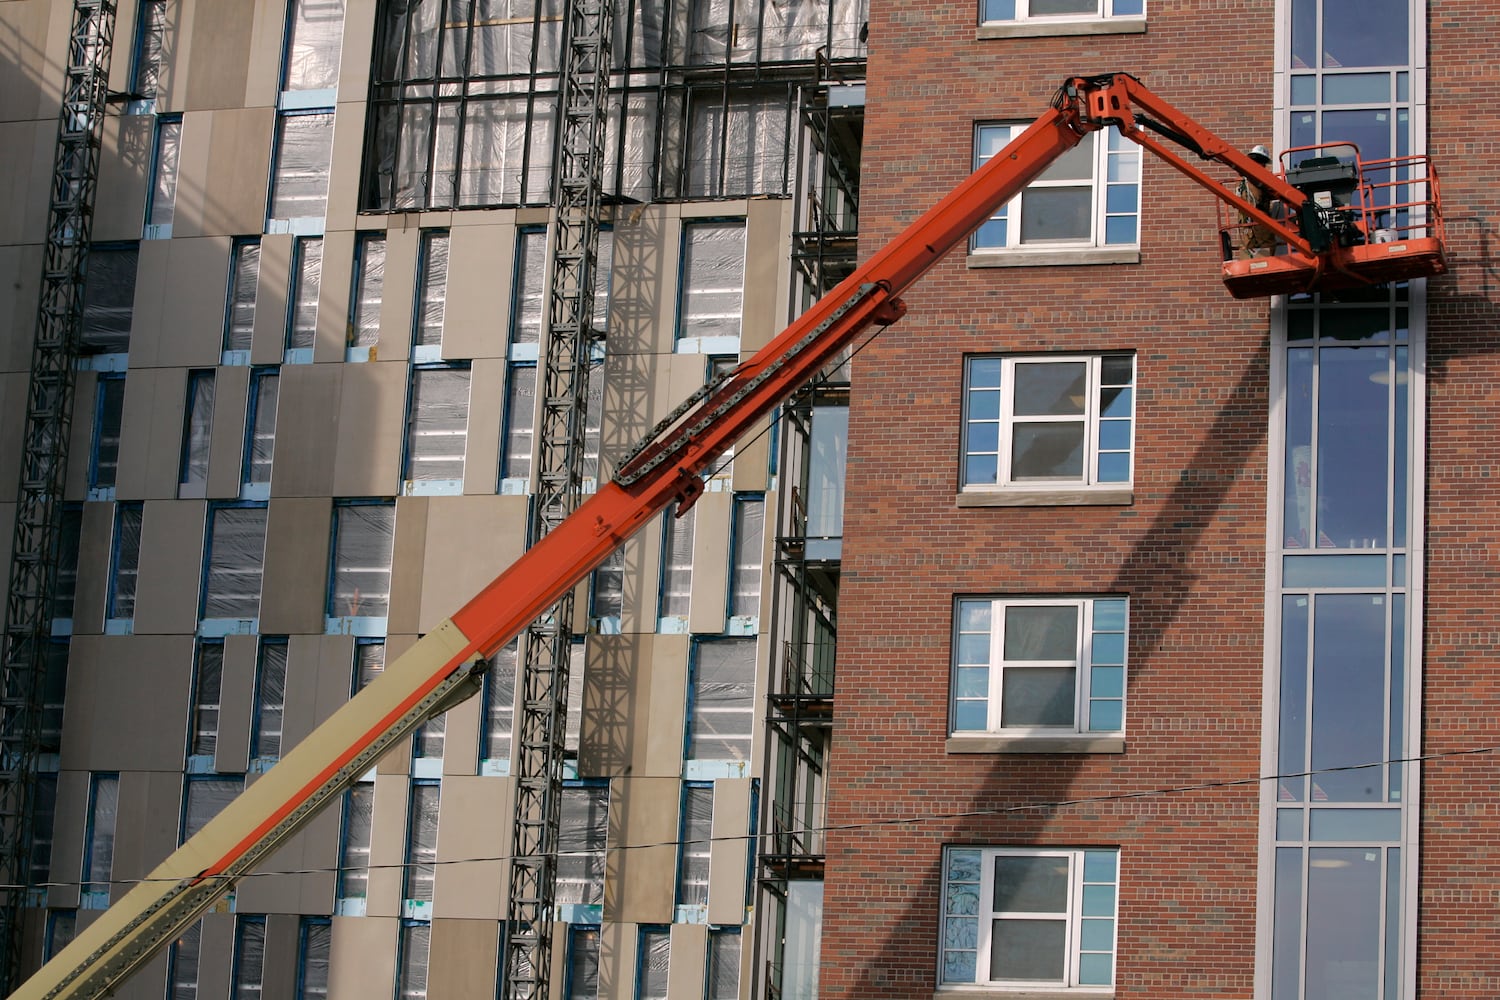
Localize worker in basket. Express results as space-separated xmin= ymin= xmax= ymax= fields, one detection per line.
xmin=1236 ymin=144 xmax=1279 ymax=259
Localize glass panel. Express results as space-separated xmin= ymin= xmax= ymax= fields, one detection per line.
xmin=1317 ymin=347 xmax=1390 ymax=548
xmin=1271 ymin=848 xmax=1303 ymax=1000
xmin=1279 ymin=596 xmax=1310 ymax=801
xmin=1010 ymin=423 xmax=1085 ymax=480
xmin=989 ymin=919 xmax=1065 ymax=981
xmin=1002 ymin=668 xmax=1074 ymax=727
xmin=1089 ymin=665 xmax=1123 ymax=698
xmin=992 ymin=854 xmax=1067 ymax=912
xmin=1321 ymin=0 xmax=1408 ymax=68
xmin=1081 ymin=884 xmax=1115 ymax=917
xmin=1309 ymin=808 xmax=1401 ymax=842
xmin=1310 ymin=595 xmax=1388 ymax=802
xmin=1284 ymin=347 xmax=1314 ymax=547
xmin=1004 ymin=605 xmax=1077 ymax=660
xmin=1276 ymin=808 xmax=1302 ymax=841
xmin=1323 ymin=73 xmax=1391 ymax=104
xmin=1020 ymin=187 xmax=1090 ymax=242
xmin=1282 ymin=554 xmax=1387 ymax=587
xmin=1291 ymin=74 xmax=1316 ymax=105
xmin=1305 ymin=847 xmax=1383 ymax=999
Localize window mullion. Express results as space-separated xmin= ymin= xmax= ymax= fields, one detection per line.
xmin=989 ymin=599 xmax=1006 ymax=731
xmin=1067 ymin=852 xmax=1083 ymax=986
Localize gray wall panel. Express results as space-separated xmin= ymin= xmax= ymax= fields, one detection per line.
xmin=214 ymin=633 xmax=258 ymax=775
xmin=59 ymin=635 xmax=193 ymax=773
xmin=260 ymin=496 xmax=333 ymax=634
xmin=132 ymin=499 xmax=206 ymax=635
xmin=270 ymin=363 xmax=341 ymax=497
xmin=206 ymin=363 xmax=250 ymax=499
xmin=604 ymin=776 xmax=678 ymax=925
xmin=115 ymin=367 xmax=188 ymax=501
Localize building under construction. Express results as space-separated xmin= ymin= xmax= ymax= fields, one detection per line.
xmin=3 ymin=0 xmax=1500 ymax=998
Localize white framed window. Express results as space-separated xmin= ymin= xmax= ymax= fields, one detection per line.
xmin=940 ymin=846 xmax=1118 ymax=990
xmin=972 ymin=124 xmax=1139 ymax=252
xmin=961 ymin=354 xmax=1134 ymax=493
xmin=952 ymin=597 xmax=1126 ymax=737
xmin=980 ymin=0 xmax=1143 ymax=24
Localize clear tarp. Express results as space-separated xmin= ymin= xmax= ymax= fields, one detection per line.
xmin=659 ymin=504 xmax=694 ymax=618
xmin=415 ymin=712 xmax=446 ymax=757
xmin=289 ymin=238 xmax=324 ymax=350
xmin=81 ymin=246 xmax=138 ymax=354
xmin=148 ymin=118 xmax=181 ymax=228
xmin=502 ymin=365 xmax=537 ymax=479
xmin=168 ymin=922 xmax=202 ymax=1000
xmin=111 ymin=505 xmax=143 ymax=619
xmin=511 ymin=229 xmax=546 ymax=345
xmin=284 ymin=0 xmax=346 ymax=91
xmin=232 ymin=918 xmax=266 ymax=1000
xmin=583 ymin=357 xmax=605 ymax=480
xmin=254 ymin=642 xmax=288 ymax=758
xmin=459 ymin=95 xmax=557 ymax=205
xmin=93 ymin=375 xmax=125 ymax=489
xmin=269 ymin=113 xmax=335 ymax=222
xmin=331 ymin=504 xmax=395 ymax=618
xmin=191 ymin=642 xmax=224 ymax=756
xmin=567 ymin=929 xmax=600 ymax=1000
xmin=639 ymin=931 xmax=670 ymax=1000
xmin=399 ymin=924 xmax=432 ymax=997
xmin=556 ymin=785 xmax=608 ymax=904
xmin=51 ymin=506 xmax=83 ymax=620
xmin=407 ymin=367 xmax=470 ymax=481
xmin=678 ymin=221 xmax=746 ymax=340
xmin=590 ymin=549 xmax=623 ymax=619
xmin=414 ymin=232 xmax=449 ymax=346
xmin=404 ymin=783 xmax=440 ymax=901
xmin=225 ymin=242 xmax=261 ymax=353
xmin=338 ymin=782 xmax=374 ymax=899
xmin=483 ymin=639 xmax=518 ymax=760
xmin=204 ymin=507 xmax=267 ymax=619
xmin=32 ymin=776 xmax=56 ymax=893
xmin=180 ymin=372 xmax=215 ymax=491
xmin=299 ymin=920 xmax=332 ymax=999
xmin=356 ymin=641 xmax=386 ymax=691
xmin=709 ymin=932 xmax=741 ymax=999
xmin=184 ymin=776 xmax=242 ymax=840
xmin=247 ymin=371 xmax=280 ymax=484
xmin=351 ymin=236 xmax=387 ymax=348
xmin=730 ymin=497 xmax=764 ymax=617
xmin=685 ymin=90 xmax=790 ymax=197
xmin=567 ymin=641 xmax=584 ymax=751
xmin=679 ymin=784 xmax=713 ymax=905
xmin=40 ymin=642 xmax=68 ymax=752
xmin=689 ymin=638 xmax=756 ymax=761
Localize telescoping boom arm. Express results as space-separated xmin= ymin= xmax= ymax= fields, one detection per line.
xmin=15 ymin=72 xmax=1441 ymax=1000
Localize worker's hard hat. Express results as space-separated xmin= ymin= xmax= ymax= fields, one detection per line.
xmin=1248 ymin=144 xmax=1273 ymax=165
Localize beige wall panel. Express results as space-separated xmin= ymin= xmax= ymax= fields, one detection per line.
xmin=445 ymin=226 xmax=516 ymax=360
xmin=365 ymin=772 xmax=409 ymax=917
xmin=284 ymin=634 xmax=356 ymax=747
xmin=707 ymin=777 xmax=752 ymax=924
xmin=330 ymin=915 xmax=399 ymax=1000
xmin=125 ymin=239 xmax=172 ymax=368
xmin=598 ymin=921 xmax=637 ymax=1000
xmin=376 ymin=225 xmax=418 ymax=362
xmin=115 ymin=366 xmax=187 ymax=500
xmin=71 ymin=500 xmax=116 ymax=636
xmin=687 ymin=491 xmax=731 ymax=635
xmin=132 ymin=499 xmax=206 ymax=635
xmin=214 ymin=633 xmax=259 ymax=774
xmin=108 ymin=945 xmax=168 ymax=1000
xmin=666 ymin=923 xmax=710 ymax=1000
xmin=0 ymin=244 xmax=41 ymax=372
xmin=237 ymin=774 xmax=341 ymax=914
xmin=270 ymin=362 xmax=341 ymax=497
xmin=112 ymin=770 xmax=183 ymax=888
xmin=206 ymin=364 xmax=250 ymax=498
xmin=156 ymin=237 xmax=234 ymax=368
xmin=195 ymin=912 xmax=237 ymax=1000
xmin=261 ymin=914 xmax=302 ymax=1000
xmin=260 ymin=497 xmax=333 ymax=634
xmin=0 ymin=2 xmax=59 ymax=123
xmin=416 ymin=495 xmax=529 ymax=634
xmin=331 ymin=360 xmax=405 ymax=496
xmin=325 ymin=102 xmax=367 ymax=232
xmin=440 ymin=691 xmax=480 ymax=777
xmin=387 ymin=498 xmax=428 ymax=636
xmin=376 ymin=632 xmax=418 ymax=773
xmin=60 ymin=635 xmax=194 ymax=772
xmin=166 ymin=108 xmax=213 ymax=237
xmin=463 ymin=358 xmax=506 ymax=494
xmin=243 ymin=0 xmax=289 ymax=109
xmin=580 ymin=634 xmax=685 ymax=779
xmin=0 ymin=121 xmax=53 ymax=246
xmin=92 ymin=114 xmax=152 ymax=243
xmin=199 ymin=107 xmax=275 ymax=236
xmin=604 ymin=776 xmax=679 ymax=925
xmin=183 ymin=0 xmax=254 ymax=111
xmin=46 ymin=769 xmax=88 ymax=910
xmin=106 ymin=0 xmax=140 ymax=97
xmin=250 ymin=234 xmax=294 ymax=365
xmin=315 ymin=229 xmax=355 ymax=362
xmin=428 ymin=918 xmax=502 ymax=1000
xmin=338 ymin=0 xmax=378 ymax=101
xmin=607 ymin=206 xmax=678 ymax=357
xmin=618 ymin=521 xmax=661 ymax=636
xmin=730 ymin=412 xmax=771 ymax=493
xmin=0 ymin=372 xmax=29 ymax=504
xmin=432 ymin=775 xmax=512 ymax=918
xmin=65 ymin=370 xmax=100 ymax=500
xmin=741 ymin=198 xmax=790 ymax=352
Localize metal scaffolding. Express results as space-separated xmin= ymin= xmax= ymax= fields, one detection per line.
xmin=503 ymin=0 xmax=615 ymax=993
xmin=0 ymin=0 xmax=119 ymax=989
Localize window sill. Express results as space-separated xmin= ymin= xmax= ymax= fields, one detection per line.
xmin=977 ymin=18 xmax=1144 ymax=38
xmin=967 ymin=248 xmax=1140 ymax=268
xmin=957 ymin=488 xmax=1132 ymax=507
xmin=947 ymin=734 xmax=1124 ymax=754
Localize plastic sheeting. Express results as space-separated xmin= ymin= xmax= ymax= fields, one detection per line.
xmin=678 ymin=221 xmax=746 ymax=340
xmin=134 ymin=0 xmax=168 ymax=99
xmin=590 ymin=549 xmax=623 ymax=619
xmin=566 ymin=929 xmax=600 ymax=1000
xmin=338 ymin=782 xmax=375 ymax=899
xmin=247 ymin=371 xmax=279 ymax=485
xmin=684 ymin=90 xmax=790 ymax=197
xmin=557 ymin=785 xmax=608 ymax=905
xmin=415 ymin=711 xmax=446 ymax=757
xmin=184 ymin=776 xmax=242 ymax=841
xmin=404 ymin=782 xmax=441 ymax=901
xmin=93 ymin=375 xmax=125 ymax=489
xmin=225 ymin=242 xmax=261 ymax=353
xmin=254 ymin=642 xmax=288 ymax=758
xmin=685 ymin=0 xmax=864 ymax=62
xmin=356 ymin=641 xmax=387 ymax=691
xmin=232 ymin=918 xmax=266 ymax=1000
xmin=204 ymin=506 xmax=267 ymax=619
xmin=512 ymin=229 xmax=546 ymax=345
xmin=331 ymin=503 xmax=394 ymax=617
xmin=639 ymin=931 xmax=671 ymax=1000
xmin=659 ymin=503 xmax=694 ymax=618
xmin=730 ymin=497 xmax=764 ymax=617
xmin=444 ymin=0 xmax=565 ymax=77
xmin=398 ymin=923 xmax=431 ymax=996
xmin=180 ymin=371 xmax=215 ymax=491
xmin=300 ymin=920 xmax=332 ymax=998
xmin=460 ymin=95 xmax=557 ymax=205
xmin=351 ymin=235 xmax=387 ymax=348
xmin=81 ymin=246 xmax=138 ymax=354
xmin=52 ymin=507 xmax=83 ymax=621
xmin=40 ymin=642 xmax=68 ymax=753
xmin=679 ymin=784 xmax=713 ymax=906
xmin=483 ymin=639 xmax=517 ymax=760
xmin=289 ymin=238 xmax=324 ymax=350
xmin=284 ymin=0 xmax=346 ymax=92
xmin=167 ymin=922 xmax=202 ymax=1000
xmin=148 ymin=117 xmax=181 ymax=228
xmin=269 ymin=112 xmax=335 ymax=222
xmin=502 ymin=364 xmax=537 ymax=479
xmin=708 ymin=931 xmax=741 ymax=1000
xmin=407 ymin=366 xmax=470 ymax=481
xmin=111 ymin=505 xmax=143 ymax=619
xmin=191 ymin=642 xmax=224 ymax=756
xmin=689 ymin=638 xmax=755 ymax=761
xmin=414 ymin=232 xmax=449 ymax=346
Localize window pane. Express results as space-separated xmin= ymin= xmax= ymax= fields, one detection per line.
xmin=284 ymin=0 xmax=346 ymax=91
xmin=338 ymin=783 xmax=374 ymax=899
xmin=184 ymin=776 xmax=241 ymax=841
xmin=992 ymin=854 xmax=1069 ymax=912
xmin=707 ymin=932 xmax=740 ymax=1000
xmin=414 ymin=232 xmax=449 ymax=347
xmin=659 ymin=505 xmax=695 ymax=619
xmin=254 ymin=642 xmax=288 ymax=759
xmin=232 ymin=919 xmax=265 ymax=1000
xmin=1013 ymin=362 xmax=1086 ymax=416
xmin=133 ymin=0 xmax=168 ymax=98
xmin=990 ymin=919 xmax=1066 ymax=981
xmin=679 ymin=785 xmax=713 ymax=906
xmin=1020 ymin=187 xmax=1091 ymax=242
xmin=225 ymin=242 xmax=261 ymax=353
xmin=1010 ymin=423 xmax=1085 ymax=480
xmin=406 ymin=367 xmax=470 ymax=481
xmin=92 ymin=376 xmax=125 ymax=489
xmin=246 ymin=372 xmax=280 ymax=484
xmin=270 ymin=113 xmax=335 ymax=221
xmin=180 ymin=372 xmax=215 ymax=491
xmin=557 ymin=786 xmax=608 ymax=905
xmin=502 ymin=365 xmax=537 ymax=480
xmin=511 ymin=230 xmax=546 ymax=345
xmin=689 ymin=639 xmax=756 ymax=761
xmin=289 ymin=238 xmax=323 ymax=350
xmin=111 ymin=505 xmax=143 ymax=619
xmin=149 ymin=118 xmax=181 ymax=228
xmin=168 ymin=921 xmax=202 ymax=1000
xmin=730 ymin=497 xmax=764 ymax=618
xmin=205 ymin=507 xmax=267 ymax=619
xmin=398 ymin=922 xmax=431 ymax=999
xmin=331 ymin=504 xmax=394 ymax=618
xmin=1003 ymin=605 xmax=1077 ymax=660
xmin=404 ymin=783 xmax=439 ymax=902
xmin=679 ymin=222 xmax=746 ymax=341
xmin=350 ymin=236 xmax=386 ymax=348
xmin=192 ymin=643 xmax=224 ymax=756
xmin=298 ymin=919 xmax=332 ymax=1000
xmin=1000 ymin=667 xmax=1075 ymax=727
xmin=1029 ymin=0 xmax=1097 ymax=13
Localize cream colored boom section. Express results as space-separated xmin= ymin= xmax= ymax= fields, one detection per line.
xmin=13 ymin=622 xmax=485 ymax=1000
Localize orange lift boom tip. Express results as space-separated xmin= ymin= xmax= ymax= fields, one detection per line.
xmin=13 ymin=71 xmax=1448 ymax=1000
